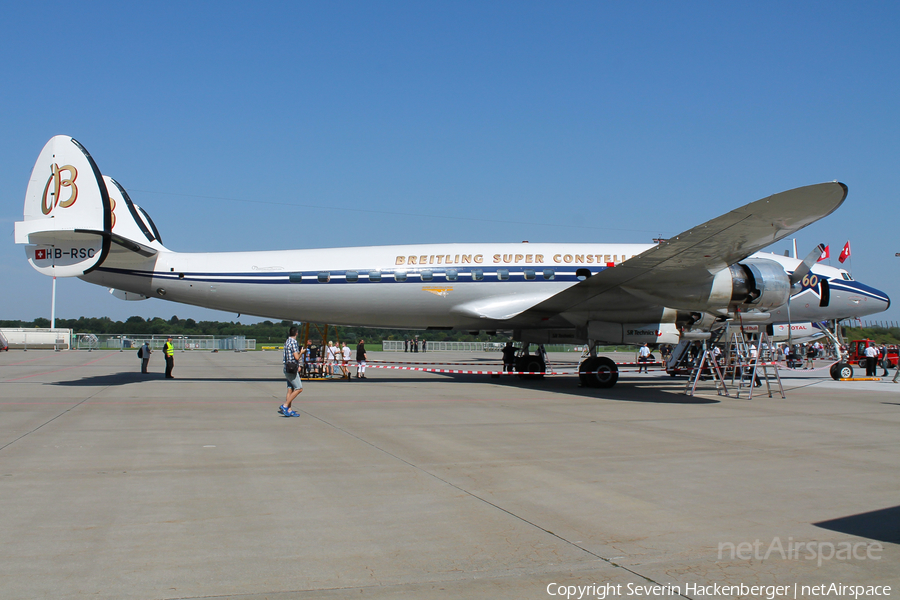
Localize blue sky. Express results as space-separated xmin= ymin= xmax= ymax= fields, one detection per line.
xmin=2 ymin=1 xmax=898 ymax=324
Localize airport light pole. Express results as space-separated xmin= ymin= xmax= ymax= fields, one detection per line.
xmin=51 ymin=276 xmax=57 ymax=329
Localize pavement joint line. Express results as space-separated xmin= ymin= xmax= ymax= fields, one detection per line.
xmin=0 ymin=386 xmax=109 ymax=453
xmin=293 ymin=406 xmax=691 ymax=598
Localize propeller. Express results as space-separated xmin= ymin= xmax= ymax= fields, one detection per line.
xmin=790 ymin=243 xmax=827 ymax=288
xmin=786 ymin=243 xmax=826 ymax=353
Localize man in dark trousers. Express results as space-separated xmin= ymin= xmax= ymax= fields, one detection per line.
xmin=502 ymin=342 xmax=517 ymax=374
xmin=138 ymin=341 xmax=152 ymax=374
xmin=356 ymin=339 xmax=368 ymax=379
xmin=164 ymin=337 xmax=175 ymax=379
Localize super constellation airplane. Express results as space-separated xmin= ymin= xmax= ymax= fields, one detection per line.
xmin=15 ymin=136 xmax=891 ymax=387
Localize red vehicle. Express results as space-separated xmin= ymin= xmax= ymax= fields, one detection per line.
xmin=846 ymin=339 xmax=898 ymax=370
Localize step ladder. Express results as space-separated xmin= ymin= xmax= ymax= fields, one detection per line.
xmin=683 ymin=330 xmax=730 ymax=397
xmin=728 ymin=329 xmax=785 ymax=399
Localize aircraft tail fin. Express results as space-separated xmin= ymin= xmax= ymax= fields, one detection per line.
xmin=15 ymin=136 xmax=166 ymax=276
xmin=104 ymin=176 xmax=168 ymax=256
xmin=15 ymin=136 xmax=112 ymax=276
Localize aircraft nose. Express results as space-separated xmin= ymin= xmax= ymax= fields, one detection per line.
xmin=852 ymin=280 xmax=890 ymax=313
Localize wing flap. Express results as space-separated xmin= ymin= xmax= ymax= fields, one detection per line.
xmin=451 ymin=292 xmax=558 ymax=321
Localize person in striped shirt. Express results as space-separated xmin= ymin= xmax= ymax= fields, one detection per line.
xmin=280 ymin=327 xmax=304 ymax=417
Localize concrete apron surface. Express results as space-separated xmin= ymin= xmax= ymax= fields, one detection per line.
xmin=1 ymin=350 xmax=897 ymax=600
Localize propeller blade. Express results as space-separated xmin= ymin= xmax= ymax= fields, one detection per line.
xmin=790 ymin=243 xmax=826 ymax=286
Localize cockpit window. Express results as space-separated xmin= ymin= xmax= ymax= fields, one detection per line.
xmin=841 ymin=272 xmax=852 ymax=281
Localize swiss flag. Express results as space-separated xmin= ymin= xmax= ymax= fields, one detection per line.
xmin=839 ymin=241 xmax=851 ymax=263
xmin=817 ymin=245 xmax=830 ymax=262
xmin=35 ymin=248 xmax=46 ymax=260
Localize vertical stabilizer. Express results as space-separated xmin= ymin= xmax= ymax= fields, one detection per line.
xmin=104 ymin=176 xmax=168 ymax=254
xmin=15 ymin=136 xmax=112 ymax=276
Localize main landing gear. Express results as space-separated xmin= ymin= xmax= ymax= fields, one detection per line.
xmin=578 ymin=356 xmax=619 ymax=388
xmin=514 ymin=343 xmax=547 ymax=379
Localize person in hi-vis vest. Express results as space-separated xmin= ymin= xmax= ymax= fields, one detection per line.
xmin=164 ymin=337 xmax=175 ymax=379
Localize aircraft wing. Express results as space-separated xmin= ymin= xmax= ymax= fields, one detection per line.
xmin=519 ymin=181 xmax=848 ymax=318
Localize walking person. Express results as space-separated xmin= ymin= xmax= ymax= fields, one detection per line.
xmin=164 ymin=337 xmax=175 ymax=379
xmin=280 ymin=326 xmax=303 ymax=417
xmin=804 ymin=344 xmax=816 ymax=369
xmin=138 ymin=341 xmax=151 ymax=374
xmin=422 ymin=339 xmax=426 ymax=353
xmin=356 ymin=339 xmax=368 ymax=379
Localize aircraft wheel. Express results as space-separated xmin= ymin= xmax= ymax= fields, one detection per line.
xmin=830 ymin=362 xmax=853 ymax=380
xmin=579 ymin=358 xmax=600 ymax=387
xmin=516 ymin=356 xmax=545 ymax=380
xmin=582 ymin=356 xmax=619 ymax=388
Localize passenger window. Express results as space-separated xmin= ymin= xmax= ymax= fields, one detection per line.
xmin=497 ymin=269 xmax=509 ymax=281
xmin=421 ymin=270 xmax=433 ymax=282
xmin=576 ymin=268 xmax=591 ymax=281
xmin=472 ymin=269 xmax=484 ymax=281
xmin=445 ymin=269 xmax=458 ymax=281
xmin=543 ymin=269 xmax=555 ymax=280
xmin=345 ymin=271 xmax=358 ymax=282
xmin=289 ymin=273 xmax=303 ymax=283
xmin=394 ymin=271 xmax=407 ymax=282
xmin=524 ymin=269 xmax=536 ymax=280
xmin=317 ymin=272 xmax=330 ymax=283
xmin=368 ymin=271 xmax=382 ymax=282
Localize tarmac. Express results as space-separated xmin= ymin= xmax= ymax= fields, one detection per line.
xmin=1 ymin=349 xmax=897 ymax=600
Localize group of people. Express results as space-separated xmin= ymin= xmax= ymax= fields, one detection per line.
xmin=299 ymin=340 xmax=357 ymax=379
xmin=136 ymin=337 xmax=176 ymax=378
xmin=862 ymin=343 xmax=894 ymax=377
xmin=404 ymin=337 xmax=426 ymax=352
xmin=280 ymin=329 xmax=369 ymax=417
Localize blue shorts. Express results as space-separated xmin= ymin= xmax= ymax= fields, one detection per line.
xmin=284 ymin=367 xmax=303 ymax=390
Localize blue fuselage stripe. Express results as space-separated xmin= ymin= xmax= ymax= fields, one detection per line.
xmin=95 ymin=265 xmax=603 ymax=284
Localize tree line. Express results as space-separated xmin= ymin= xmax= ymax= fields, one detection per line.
xmin=6 ymin=316 xmax=894 ymax=345
xmin=0 ymin=316 xmax=500 ymax=345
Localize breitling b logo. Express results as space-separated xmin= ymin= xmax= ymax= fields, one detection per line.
xmin=41 ymin=163 xmax=78 ymax=215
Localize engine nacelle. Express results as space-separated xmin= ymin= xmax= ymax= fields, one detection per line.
xmin=714 ymin=259 xmax=791 ymax=310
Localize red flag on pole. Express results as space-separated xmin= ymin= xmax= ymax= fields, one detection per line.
xmin=839 ymin=241 xmax=851 ymax=263
xmin=817 ymin=245 xmax=830 ymax=262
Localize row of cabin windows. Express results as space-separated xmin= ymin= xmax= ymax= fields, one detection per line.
xmin=292 ymin=268 xmax=562 ymax=283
